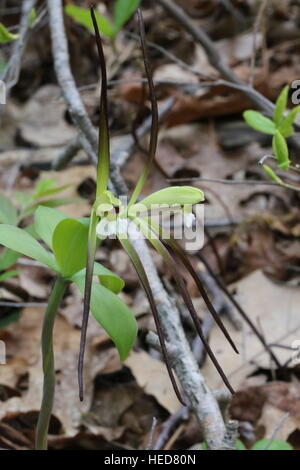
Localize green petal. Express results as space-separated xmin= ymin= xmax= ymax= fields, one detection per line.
xmin=262 ymin=165 xmax=284 ymax=184
xmin=0 ymin=225 xmax=57 ymax=271
xmin=135 ymin=186 xmax=204 ymax=209
xmin=113 ymin=0 xmax=140 ymax=34
xmin=64 ymin=5 xmax=114 ymax=38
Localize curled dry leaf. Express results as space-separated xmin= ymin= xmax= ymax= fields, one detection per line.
xmin=202 ymin=270 xmax=300 ymax=390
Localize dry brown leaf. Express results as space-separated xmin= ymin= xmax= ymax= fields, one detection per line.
xmin=230 ymin=381 xmax=300 ymax=444
xmin=0 ymin=305 xmax=115 ymax=439
xmin=125 ymin=350 xmax=180 ymax=414
xmin=202 ymin=270 xmax=300 ymax=389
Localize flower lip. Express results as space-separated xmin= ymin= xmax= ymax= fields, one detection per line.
xmin=183 ymin=212 xmax=195 ymax=228
xmin=96 ymin=217 xmax=130 ymax=239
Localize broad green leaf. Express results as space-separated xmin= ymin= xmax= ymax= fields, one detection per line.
xmin=33 ymin=178 xmax=56 ymax=198
xmin=23 ymin=197 xmax=83 ymax=217
xmin=278 ymin=105 xmax=300 ymax=137
xmin=65 ymin=5 xmax=114 ymax=38
xmin=52 ymin=218 xmax=89 ymax=277
xmin=114 ymin=0 xmax=140 ymax=34
xmin=262 ymin=165 xmax=284 ymax=185
xmin=274 ymin=85 xmax=289 ymax=126
xmin=75 ymin=277 xmax=137 ymax=361
xmin=0 ymin=24 xmax=19 ymax=43
xmin=272 ymin=131 xmax=290 ymax=170
xmin=35 ymin=206 xmax=68 ymax=248
xmin=0 ymin=269 xmax=19 ymax=283
xmin=78 ymin=217 xmax=91 ymax=229
xmin=37 ymin=197 xmax=82 ymax=207
xmin=0 ymin=192 xmax=18 ymax=225
xmin=251 ymin=439 xmax=293 ymax=450
xmin=0 ymin=225 xmax=57 ymax=270
xmin=0 ymin=248 xmax=20 ymax=270
xmin=34 ymin=180 xmax=70 ymax=199
xmin=78 ymin=207 xmax=98 ymax=400
xmin=127 ymin=11 xmax=158 ymax=207
xmin=243 ymin=110 xmax=276 ymax=135
xmin=72 ymin=261 xmax=125 ymax=294
xmin=134 ymin=186 xmax=204 ymax=211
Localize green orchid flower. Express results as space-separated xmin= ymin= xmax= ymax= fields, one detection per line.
xmin=79 ymin=6 xmax=238 ymax=404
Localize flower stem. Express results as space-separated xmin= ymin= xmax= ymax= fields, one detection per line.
xmin=35 ymin=277 xmax=68 ymax=450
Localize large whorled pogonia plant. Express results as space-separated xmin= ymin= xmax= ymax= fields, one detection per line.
xmin=79 ymin=6 xmax=238 ymax=405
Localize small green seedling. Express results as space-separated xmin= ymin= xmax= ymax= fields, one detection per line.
xmin=0 ymin=205 xmax=137 ymax=450
xmin=0 ymin=24 xmax=19 ymax=43
xmin=0 ymin=8 xmax=36 ymax=44
xmin=244 ymin=86 xmax=300 ymax=178
xmin=251 ymin=439 xmax=293 ymax=450
xmin=65 ymin=0 xmax=140 ymax=39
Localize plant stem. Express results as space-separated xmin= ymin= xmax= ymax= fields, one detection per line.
xmin=35 ymin=277 xmax=68 ymax=450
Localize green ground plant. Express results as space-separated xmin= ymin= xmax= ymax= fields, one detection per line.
xmin=65 ymin=0 xmax=140 ymax=40
xmin=244 ymin=86 xmax=300 ymax=185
